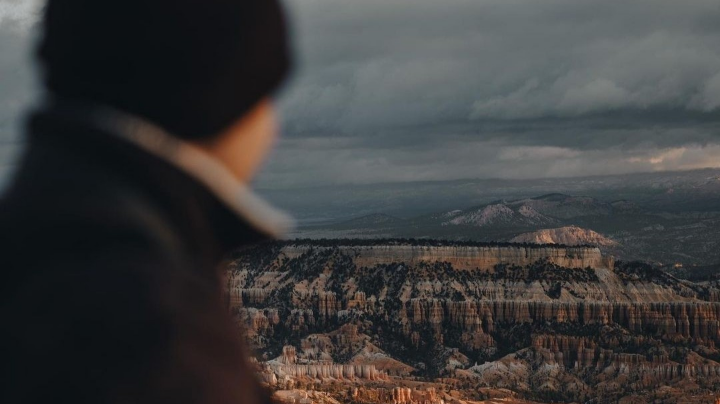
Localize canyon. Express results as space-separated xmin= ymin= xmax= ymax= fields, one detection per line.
xmin=228 ymin=240 xmax=720 ymax=404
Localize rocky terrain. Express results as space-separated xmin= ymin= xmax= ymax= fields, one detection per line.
xmin=510 ymin=226 xmax=618 ymax=247
xmin=228 ymin=240 xmax=720 ymax=404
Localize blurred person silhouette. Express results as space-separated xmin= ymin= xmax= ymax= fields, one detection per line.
xmin=0 ymin=0 xmax=293 ymax=403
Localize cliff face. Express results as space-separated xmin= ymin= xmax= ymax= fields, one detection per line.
xmin=510 ymin=226 xmax=618 ymax=247
xmin=279 ymin=244 xmax=609 ymax=270
xmin=467 ymin=333 xmax=720 ymax=403
xmin=402 ymin=299 xmax=720 ymax=346
xmin=231 ymin=241 xmax=720 ymax=404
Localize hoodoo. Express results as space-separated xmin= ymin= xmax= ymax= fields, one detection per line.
xmin=230 ymin=240 xmax=720 ymax=404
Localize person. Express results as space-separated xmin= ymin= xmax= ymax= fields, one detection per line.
xmin=0 ymin=0 xmax=293 ymax=403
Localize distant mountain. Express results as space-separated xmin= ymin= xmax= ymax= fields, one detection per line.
xmin=609 ymin=199 xmax=640 ymax=212
xmin=293 ymin=190 xmax=720 ymax=266
xmin=510 ymin=226 xmax=618 ymax=247
xmin=443 ymin=194 xmax=611 ymax=228
xmin=260 ymin=168 xmax=720 ymax=224
xmin=444 ymin=203 xmax=557 ymax=227
xmin=524 ymin=193 xmax=613 ymax=218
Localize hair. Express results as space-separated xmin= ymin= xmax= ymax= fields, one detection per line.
xmin=38 ymin=0 xmax=292 ymax=139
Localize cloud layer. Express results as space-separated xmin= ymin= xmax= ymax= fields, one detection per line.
xmin=280 ymin=0 xmax=720 ymax=129
xmin=259 ymin=0 xmax=720 ymax=187
xmin=0 ymin=0 xmax=718 ymax=189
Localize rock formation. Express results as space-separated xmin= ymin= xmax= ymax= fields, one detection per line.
xmin=352 ymin=387 xmax=444 ymax=404
xmin=510 ymin=226 xmax=618 ymax=247
xmin=278 ymin=243 xmax=610 ymax=271
xmin=231 ymin=240 xmax=720 ymax=404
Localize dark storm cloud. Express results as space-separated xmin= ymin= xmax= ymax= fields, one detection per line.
xmin=254 ymin=0 xmax=720 ymax=186
xmin=279 ymin=0 xmax=720 ymax=138
xmin=0 ymin=0 xmax=719 ymax=189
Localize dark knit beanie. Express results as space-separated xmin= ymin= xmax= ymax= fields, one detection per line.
xmin=38 ymin=0 xmax=292 ymax=139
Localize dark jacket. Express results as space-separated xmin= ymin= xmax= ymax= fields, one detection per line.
xmin=0 ymin=106 xmax=286 ymax=404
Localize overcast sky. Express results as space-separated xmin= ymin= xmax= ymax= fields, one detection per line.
xmin=1 ymin=0 xmax=719 ymax=189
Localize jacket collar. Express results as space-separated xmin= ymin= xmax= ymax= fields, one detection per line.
xmin=38 ymin=99 xmax=295 ymax=241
